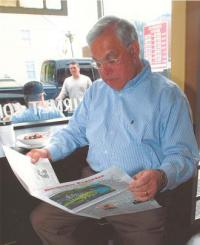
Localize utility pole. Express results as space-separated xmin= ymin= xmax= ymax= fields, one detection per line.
xmin=65 ymin=31 xmax=74 ymax=57
xmin=97 ymin=0 xmax=104 ymax=19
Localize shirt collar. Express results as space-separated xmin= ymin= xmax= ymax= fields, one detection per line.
xmin=122 ymin=59 xmax=151 ymax=90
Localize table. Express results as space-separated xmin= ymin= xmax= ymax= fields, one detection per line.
xmin=0 ymin=117 xmax=70 ymax=158
xmin=14 ymin=117 xmax=69 ymax=136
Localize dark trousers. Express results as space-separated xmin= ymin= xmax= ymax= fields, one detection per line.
xmin=30 ymin=166 xmax=166 ymax=245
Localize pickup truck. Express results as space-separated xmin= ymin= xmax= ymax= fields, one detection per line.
xmin=0 ymin=58 xmax=99 ymax=105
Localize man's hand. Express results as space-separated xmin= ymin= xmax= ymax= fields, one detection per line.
xmin=129 ymin=169 xmax=166 ymax=202
xmin=26 ymin=148 xmax=51 ymax=164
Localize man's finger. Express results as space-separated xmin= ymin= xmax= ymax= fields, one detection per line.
xmin=130 ymin=171 xmax=150 ymax=188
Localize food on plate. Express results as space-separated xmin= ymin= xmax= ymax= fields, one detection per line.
xmin=17 ymin=131 xmax=49 ymax=147
xmin=24 ymin=132 xmax=44 ymax=140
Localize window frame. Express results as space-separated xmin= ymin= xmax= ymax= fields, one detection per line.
xmin=0 ymin=0 xmax=68 ymax=16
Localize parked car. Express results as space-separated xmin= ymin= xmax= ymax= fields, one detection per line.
xmin=0 ymin=76 xmax=24 ymax=104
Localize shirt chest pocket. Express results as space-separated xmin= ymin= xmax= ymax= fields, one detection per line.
xmin=117 ymin=117 xmax=144 ymax=144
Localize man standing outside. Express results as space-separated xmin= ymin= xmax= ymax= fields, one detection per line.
xmin=27 ymin=16 xmax=199 ymax=245
xmin=56 ymin=60 xmax=92 ymax=100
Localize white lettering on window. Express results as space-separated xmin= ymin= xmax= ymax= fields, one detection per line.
xmin=0 ymin=98 xmax=82 ymax=118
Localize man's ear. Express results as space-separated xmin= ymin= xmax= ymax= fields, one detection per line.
xmin=129 ymin=41 xmax=140 ymax=57
xmin=40 ymin=93 xmax=45 ymax=101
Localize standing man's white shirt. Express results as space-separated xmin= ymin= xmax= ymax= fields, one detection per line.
xmin=57 ymin=74 xmax=92 ymax=99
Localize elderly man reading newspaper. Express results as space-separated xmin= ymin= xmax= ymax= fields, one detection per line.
xmin=26 ymin=16 xmax=198 ymax=245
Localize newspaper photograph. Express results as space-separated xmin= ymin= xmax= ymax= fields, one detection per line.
xmin=3 ymin=146 xmax=161 ymax=219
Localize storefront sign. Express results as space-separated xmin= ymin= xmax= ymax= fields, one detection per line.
xmin=0 ymin=98 xmax=82 ymax=118
xmin=144 ymin=21 xmax=168 ymax=72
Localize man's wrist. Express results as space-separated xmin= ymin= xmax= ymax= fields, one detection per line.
xmin=43 ymin=148 xmax=51 ymax=160
xmin=156 ymin=169 xmax=168 ymax=191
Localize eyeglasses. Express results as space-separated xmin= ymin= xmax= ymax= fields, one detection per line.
xmin=93 ymin=47 xmax=131 ymax=70
xmin=94 ymin=57 xmax=121 ymax=70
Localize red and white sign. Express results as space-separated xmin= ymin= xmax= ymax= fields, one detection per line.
xmin=144 ymin=22 xmax=168 ymax=72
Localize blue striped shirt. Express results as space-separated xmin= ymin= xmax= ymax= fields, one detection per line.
xmin=47 ymin=60 xmax=199 ymax=190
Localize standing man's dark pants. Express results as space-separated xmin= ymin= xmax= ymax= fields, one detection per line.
xmin=30 ymin=167 xmax=166 ymax=245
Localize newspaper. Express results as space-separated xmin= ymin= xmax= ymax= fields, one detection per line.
xmin=3 ymin=145 xmax=160 ymax=219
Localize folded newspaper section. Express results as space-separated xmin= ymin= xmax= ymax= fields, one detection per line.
xmin=3 ymin=146 xmax=160 ymax=219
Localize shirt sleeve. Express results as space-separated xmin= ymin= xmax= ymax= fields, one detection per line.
xmin=159 ymin=87 xmax=199 ymax=190
xmin=46 ymin=87 xmax=92 ymax=161
xmin=56 ymin=79 xmax=69 ymax=100
xmin=11 ymin=114 xmax=24 ymax=123
xmin=11 ymin=110 xmax=31 ymax=123
xmin=87 ymin=76 xmax=92 ymax=88
xmin=37 ymin=107 xmax=65 ymax=120
xmin=48 ymin=107 xmax=65 ymax=118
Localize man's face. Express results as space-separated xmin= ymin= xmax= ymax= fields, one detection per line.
xmin=69 ymin=64 xmax=80 ymax=77
xmin=90 ymin=30 xmax=137 ymax=90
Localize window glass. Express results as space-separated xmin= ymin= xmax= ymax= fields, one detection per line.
xmin=103 ymin=0 xmax=171 ymax=76
xmin=46 ymin=0 xmax=62 ymax=10
xmin=195 ymin=199 xmax=200 ymax=220
xmin=21 ymin=29 xmax=31 ymax=45
xmin=46 ymin=63 xmax=56 ymax=84
xmin=19 ymin=0 xmax=43 ymax=9
xmin=0 ymin=0 xmax=67 ymax=15
xmin=57 ymin=68 xmax=69 ymax=86
xmin=0 ymin=0 xmax=171 ymax=123
xmin=25 ymin=61 xmax=36 ymax=80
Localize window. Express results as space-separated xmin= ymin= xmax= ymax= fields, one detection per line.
xmin=194 ymin=164 xmax=200 ymax=223
xmin=103 ymin=0 xmax=171 ymax=76
xmin=21 ymin=29 xmax=31 ymax=45
xmin=0 ymin=0 xmax=171 ymax=123
xmin=25 ymin=61 xmax=36 ymax=80
xmin=0 ymin=0 xmax=67 ymax=15
xmin=57 ymin=68 xmax=68 ymax=86
xmin=41 ymin=62 xmax=56 ymax=84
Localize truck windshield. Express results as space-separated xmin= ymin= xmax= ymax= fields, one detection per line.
xmin=41 ymin=62 xmax=56 ymax=84
xmin=57 ymin=68 xmax=70 ymax=86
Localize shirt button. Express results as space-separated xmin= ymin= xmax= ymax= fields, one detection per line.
xmin=104 ymin=150 xmax=108 ymax=154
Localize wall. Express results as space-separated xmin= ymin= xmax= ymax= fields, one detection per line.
xmin=171 ymin=1 xmax=200 ymax=145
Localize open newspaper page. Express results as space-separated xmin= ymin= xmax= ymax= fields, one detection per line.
xmin=3 ymin=145 xmax=59 ymax=194
xmin=3 ymin=146 xmax=160 ymax=219
xmin=45 ymin=166 xmax=160 ymax=219
xmin=43 ymin=166 xmax=132 ymax=218
xmin=78 ymin=188 xmax=160 ymax=218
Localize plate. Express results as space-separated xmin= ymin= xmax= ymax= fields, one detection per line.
xmin=16 ymin=140 xmax=45 ymax=149
xmin=16 ymin=131 xmax=49 ymax=147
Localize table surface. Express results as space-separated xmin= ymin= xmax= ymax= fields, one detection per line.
xmin=0 ymin=117 xmax=70 ymax=158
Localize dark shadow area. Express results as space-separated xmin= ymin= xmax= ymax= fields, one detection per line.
xmin=156 ymin=177 xmax=195 ymax=245
xmin=2 ymin=156 xmax=41 ymax=245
